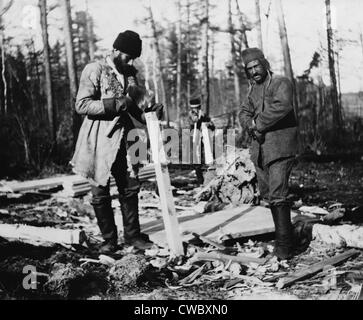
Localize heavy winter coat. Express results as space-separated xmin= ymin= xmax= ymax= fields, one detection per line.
xmin=70 ymin=58 xmax=144 ymax=186
xmin=239 ymin=73 xmax=298 ymax=167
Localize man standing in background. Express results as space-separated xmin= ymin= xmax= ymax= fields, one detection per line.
xmin=189 ymin=97 xmax=215 ymax=184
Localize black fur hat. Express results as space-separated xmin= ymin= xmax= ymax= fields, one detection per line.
xmin=113 ymin=30 xmax=142 ymax=59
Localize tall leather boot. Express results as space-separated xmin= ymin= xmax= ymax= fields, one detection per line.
xmin=120 ymin=194 xmax=152 ymax=250
xmin=271 ymin=205 xmax=294 ymax=260
xmin=91 ymin=197 xmax=118 ymax=253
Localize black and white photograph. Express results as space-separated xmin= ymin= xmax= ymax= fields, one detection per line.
xmin=0 ymin=0 xmax=362 ymax=304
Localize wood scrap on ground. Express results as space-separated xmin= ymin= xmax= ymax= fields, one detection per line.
xmin=190 ymin=251 xmax=266 ymax=266
xmin=0 ymin=223 xmax=86 ymax=246
xmin=276 ymin=249 xmax=360 ymax=289
xmin=190 ymin=232 xmax=227 ymax=250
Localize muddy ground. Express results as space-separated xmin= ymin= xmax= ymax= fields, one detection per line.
xmin=0 ymin=158 xmax=362 ymax=300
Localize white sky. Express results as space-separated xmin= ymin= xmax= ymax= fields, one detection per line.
xmin=2 ymin=0 xmax=363 ymax=93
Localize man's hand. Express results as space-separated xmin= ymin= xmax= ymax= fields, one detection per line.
xmin=247 ymin=119 xmax=257 ymax=137
xmin=252 ymin=129 xmax=265 ymax=144
xmin=145 ymin=103 xmax=164 ymax=120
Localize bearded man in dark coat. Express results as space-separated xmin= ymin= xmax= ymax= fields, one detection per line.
xmin=239 ymin=48 xmax=298 ymax=260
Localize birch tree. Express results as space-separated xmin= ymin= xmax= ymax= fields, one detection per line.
xmin=39 ymin=0 xmax=56 ymax=142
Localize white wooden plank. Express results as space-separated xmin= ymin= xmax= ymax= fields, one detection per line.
xmin=0 ymin=224 xmax=84 ymax=246
xmin=201 ymin=122 xmax=214 ymax=164
xmin=145 ymin=112 xmax=184 ymax=256
xmin=147 ymin=205 xmax=298 ymax=247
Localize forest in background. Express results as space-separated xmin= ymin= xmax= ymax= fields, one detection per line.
xmin=0 ymin=0 xmax=362 ymax=179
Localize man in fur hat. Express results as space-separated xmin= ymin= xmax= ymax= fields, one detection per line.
xmin=71 ymin=30 xmax=163 ymax=253
xmin=189 ymin=97 xmax=215 ymax=184
xmin=239 ymin=48 xmax=298 ymax=260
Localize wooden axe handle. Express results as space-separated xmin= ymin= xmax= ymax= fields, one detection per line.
xmin=106 ymin=116 xmax=120 ymax=138
xmin=105 ymin=57 xmax=124 ymax=138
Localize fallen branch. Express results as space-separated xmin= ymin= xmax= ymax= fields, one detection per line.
xmin=190 ymin=251 xmax=266 ymax=266
xmin=276 ymin=249 xmax=360 ymax=289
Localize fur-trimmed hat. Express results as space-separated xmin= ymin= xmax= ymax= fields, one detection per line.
xmin=113 ymin=30 xmax=142 ymax=59
xmin=189 ymin=97 xmax=201 ymax=108
xmin=241 ymin=47 xmax=265 ymax=66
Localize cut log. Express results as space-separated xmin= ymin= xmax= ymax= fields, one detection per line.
xmin=276 ymin=249 xmax=360 ymax=289
xmin=190 ymin=251 xmax=266 ymax=266
xmin=0 ymin=223 xmax=86 ymax=246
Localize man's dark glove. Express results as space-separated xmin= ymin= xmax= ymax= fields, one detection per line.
xmin=145 ymin=103 xmax=164 ymax=120
xmin=122 ymin=65 xmax=138 ymax=78
xmin=115 ymin=96 xmax=134 ymax=113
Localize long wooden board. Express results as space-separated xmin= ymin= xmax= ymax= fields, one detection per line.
xmin=144 ymin=205 xmax=297 ymax=248
xmin=0 ymin=223 xmax=85 ymax=246
xmin=145 ymin=112 xmax=184 ymax=256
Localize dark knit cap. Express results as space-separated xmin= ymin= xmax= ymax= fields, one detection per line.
xmin=189 ymin=97 xmax=201 ymax=108
xmin=241 ymin=47 xmax=265 ymax=66
xmin=113 ymin=30 xmax=142 ymax=59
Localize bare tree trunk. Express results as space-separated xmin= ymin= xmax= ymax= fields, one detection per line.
xmin=14 ymin=113 xmax=31 ymax=165
xmin=85 ymin=0 xmax=95 ymax=61
xmin=276 ymin=0 xmax=294 ymax=83
xmin=202 ymin=0 xmax=210 ymax=116
xmin=186 ymin=0 xmax=191 ymax=103
xmin=176 ymin=0 xmax=182 ymax=128
xmin=0 ymin=24 xmax=6 ymax=114
xmin=210 ymin=33 xmax=215 ymax=78
xmin=147 ymin=2 xmax=168 ymax=126
xmin=151 ymin=44 xmax=159 ymax=102
xmin=276 ymin=0 xmax=298 ymax=115
xmin=325 ymin=0 xmax=342 ymax=132
xmin=336 ymin=50 xmax=342 ymax=109
xmin=61 ymin=0 xmax=81 ymax=143
xmin=276 ymin=0 xmax=301 ymax=150
xmin=255 ymin=0 xmax=263 ymax=51
xmin=39 ymin=0 xmax=56 ymax=143
xmin=142 ymin=53 xmax=151 ymax=92
xmin=0 ymin=0 xmax=13 ymax=114
xmin=235 ymin=0 xmax=249 ymax=49
xmin=228 ymin=0 xmax=240 ymax=106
